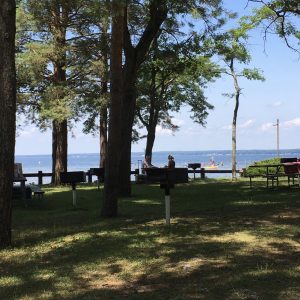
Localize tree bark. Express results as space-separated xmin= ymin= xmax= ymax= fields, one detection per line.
xmin=51 ymin=60 xmax=68 ymax=184
xmin=50 ymin=2 xmax=68 ymax=185
xmin=145 ymin=106 xmax=159 ymax=159
xmin=230 ymin=59 xmax=240 ymax=181
xmin=100 ymin=104 xmax=108 ymax=168
xmin=0 ymin=0 xmax=16 ymax=248
xmin=145 ymin=124 xmax=156 ymax=159
xmin=52 ymin=119 xmax=68 ymax=185
xmin=118 ymin=70 xmax=137 ymax=197
xmin=102 ymin=0 xmax=124 ymax=217
xmin=145 ymin=52 xmax=159 ymax=159
xmin=232 ymin=113 xmax=237 ymax=180
xmin=99 ymin=19 xmax=109 ymax=168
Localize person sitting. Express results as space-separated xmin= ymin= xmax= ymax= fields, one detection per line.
xmin=209 ymin=158 xmax=216 ymax=166
xmin=167 ymin=155 xmax=175 ymax=169
xmin=142 ymin=155 xmax=156 ymax=173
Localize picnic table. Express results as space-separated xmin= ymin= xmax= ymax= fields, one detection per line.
xmin=13 ymin=177 xmax=27 ymax=199
xmin=248 ymin=161 xmax=300 ymax=188
xmin=281 ymin=161 xmax=300 ymax=186
xmin=248 ymin=164 xmax=282 ymax=188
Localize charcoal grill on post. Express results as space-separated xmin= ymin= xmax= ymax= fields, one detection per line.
xmin=188 ymin=163 xmax=201 ymax=179
xmin=145 ymin=168 xmax=188 ymax=226
xmin=60 ymin=171 xmax=86 ymax=206
xmin=89 ymin=168 xmax=105 ymax=189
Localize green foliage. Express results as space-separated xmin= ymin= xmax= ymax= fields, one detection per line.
xmin=17 ymin=42 xmax=53 ymax=86
xmin=40 ymin=86 xmax=75 ymax=122
xmin=246 ymin=0 xmax=300 ymax=51
xmin=213 ymin=29 xmax=251 ymax=65
xmin=244 ymin=157 xmax=281 ymax=176
xmin=242 ymin=68 xmax=265 ymax=81
xmin=16 ymin=0 xmax=107 ymax=131
xmin=64 ymin=0 xmax=110 ymax=135
xmin=212 ymin=25 xmax=265 ymax=92
xmin=135 ymin=15 xmax=223 ymax=139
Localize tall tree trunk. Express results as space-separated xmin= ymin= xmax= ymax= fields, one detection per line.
xmin=50 ymin=2 xmax=68 ymax=185
xmin=52 ymin=119 xmax=68 ymax=185
xmin=51 ymin=61 xmax=68 ymax=184
xmin=100 ymin=105 xmax=108 ymax=168
xmin=0 ymin=0 xmax=16 ymax=248
xmin=145 ymin=124 xmax=156 ymax=159
xmin=118 ymin=74 xmax=137 ymax=197
xmin=232 ymin=112 xmax=237 ymax=180
xmin=230 ymin=60 xmax=240 ymax=181
xmin=145 ymin=52 xmax=158 ymax=160
xmin=118 ymin=3 xmax=167 ymax=197
xmin=99 ymin=19 xmax=109 ymax=168
xmin=102 ymin=0 xmax=124 ymax=217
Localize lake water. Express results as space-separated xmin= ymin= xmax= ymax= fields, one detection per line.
xmin=15 ymin=149 xmax=300 ymax=184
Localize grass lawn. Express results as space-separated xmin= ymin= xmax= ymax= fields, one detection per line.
xmin=1 ymin=178 xmax=300 ymax=299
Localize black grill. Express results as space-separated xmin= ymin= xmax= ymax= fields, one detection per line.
xmin=60 ymin=171 xmax=86 ymax=184
xmin=188 ymin=163 xmax=201 ymax=170
xmin=145 ymin=168 xmax=188 ymax=185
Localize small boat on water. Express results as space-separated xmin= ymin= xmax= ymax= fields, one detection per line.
xmin=204 ymin=165 xmax=218 ymax=170
xmin=203 ymin=158 xmax=222 ymax=169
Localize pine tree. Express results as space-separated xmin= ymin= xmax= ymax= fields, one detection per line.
xmin=16 ymin=0 xmax=101 ymax=184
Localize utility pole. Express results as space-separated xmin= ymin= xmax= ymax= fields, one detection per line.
xmin=273 ymin=119 xmax=279 ymax=157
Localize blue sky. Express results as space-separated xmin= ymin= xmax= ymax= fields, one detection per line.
xmin=15 ymin=0 xmax=300 ymax=155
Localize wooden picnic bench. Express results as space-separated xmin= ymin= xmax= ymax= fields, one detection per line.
xmin=248 ymin=163 xmax=283 ymax=188
xmin=281 ymin=159 xmax=300 ymax=187
xmin=247 ymin=158 xmax=300 ymax=188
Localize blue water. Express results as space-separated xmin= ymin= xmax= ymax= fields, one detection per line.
xmin=15 ymin=149 xmax=300 ymax=183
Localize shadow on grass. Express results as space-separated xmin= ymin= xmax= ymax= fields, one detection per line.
xmin=1 ymin=180 xmax=300 ymax=299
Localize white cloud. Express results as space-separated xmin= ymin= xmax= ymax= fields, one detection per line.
xmin=222 ymin=124 xmax=232 ymax=130
xmin=260 ymin=122 xmax=274 ymax=132
xmin=221 ymin=119 xmax=255 ymax=130
xmin=71 ymin=128 xmax=86 ymax=139
xmin=155 ymin=125 xmax=173 ymax=136
xmin=155 ymin=118 xmax=184 ymax=136
xmin=239 ymin=119 xmax=255 ymax=128
xmin=272 ymin=101 xmax=282 ymax=107
xmin=172 ymin=118 xmax=185 ymax=126
xmin=283 ymin=118 xmax=300 ymax=128
xmin=18 ymin=127 xmax=37 ymax=137
xmin=181 ymin=126 xmax=203 ymax=136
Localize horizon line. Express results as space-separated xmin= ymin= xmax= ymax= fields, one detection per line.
xmin=15 ymin=148 xmax=300 ymax=156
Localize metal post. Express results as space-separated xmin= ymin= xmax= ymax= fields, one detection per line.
xmin=87 ymin=170 xmax=92 ymax=183
xmin=138 ymin=160 xmax=142 ymax=173
xmin=165 ymin=186 xmax=170 ymax=226
xmin=277 ymin=119 xmax=279 ymax=157
xmin=38 ymin=171 xmax=43 ymax=185
xmin=72 ymin=183 xmax=77 ymax=207
xmin=274 ymin=119 xmax=280 ymax=157
xmin=200 ymin=168 xmax=205 ymax=179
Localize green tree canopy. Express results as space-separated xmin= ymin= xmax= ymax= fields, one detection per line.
xmin=245 ymin=0 xmax=300 ymax=51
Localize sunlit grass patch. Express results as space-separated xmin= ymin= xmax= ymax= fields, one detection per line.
xmin=0 ymin=276 xmax=24 ymax=287
xmin=129 ymin=199 xmax=162 ymax=205
xmin=1 ymin=180 xmax=300 ymax=299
